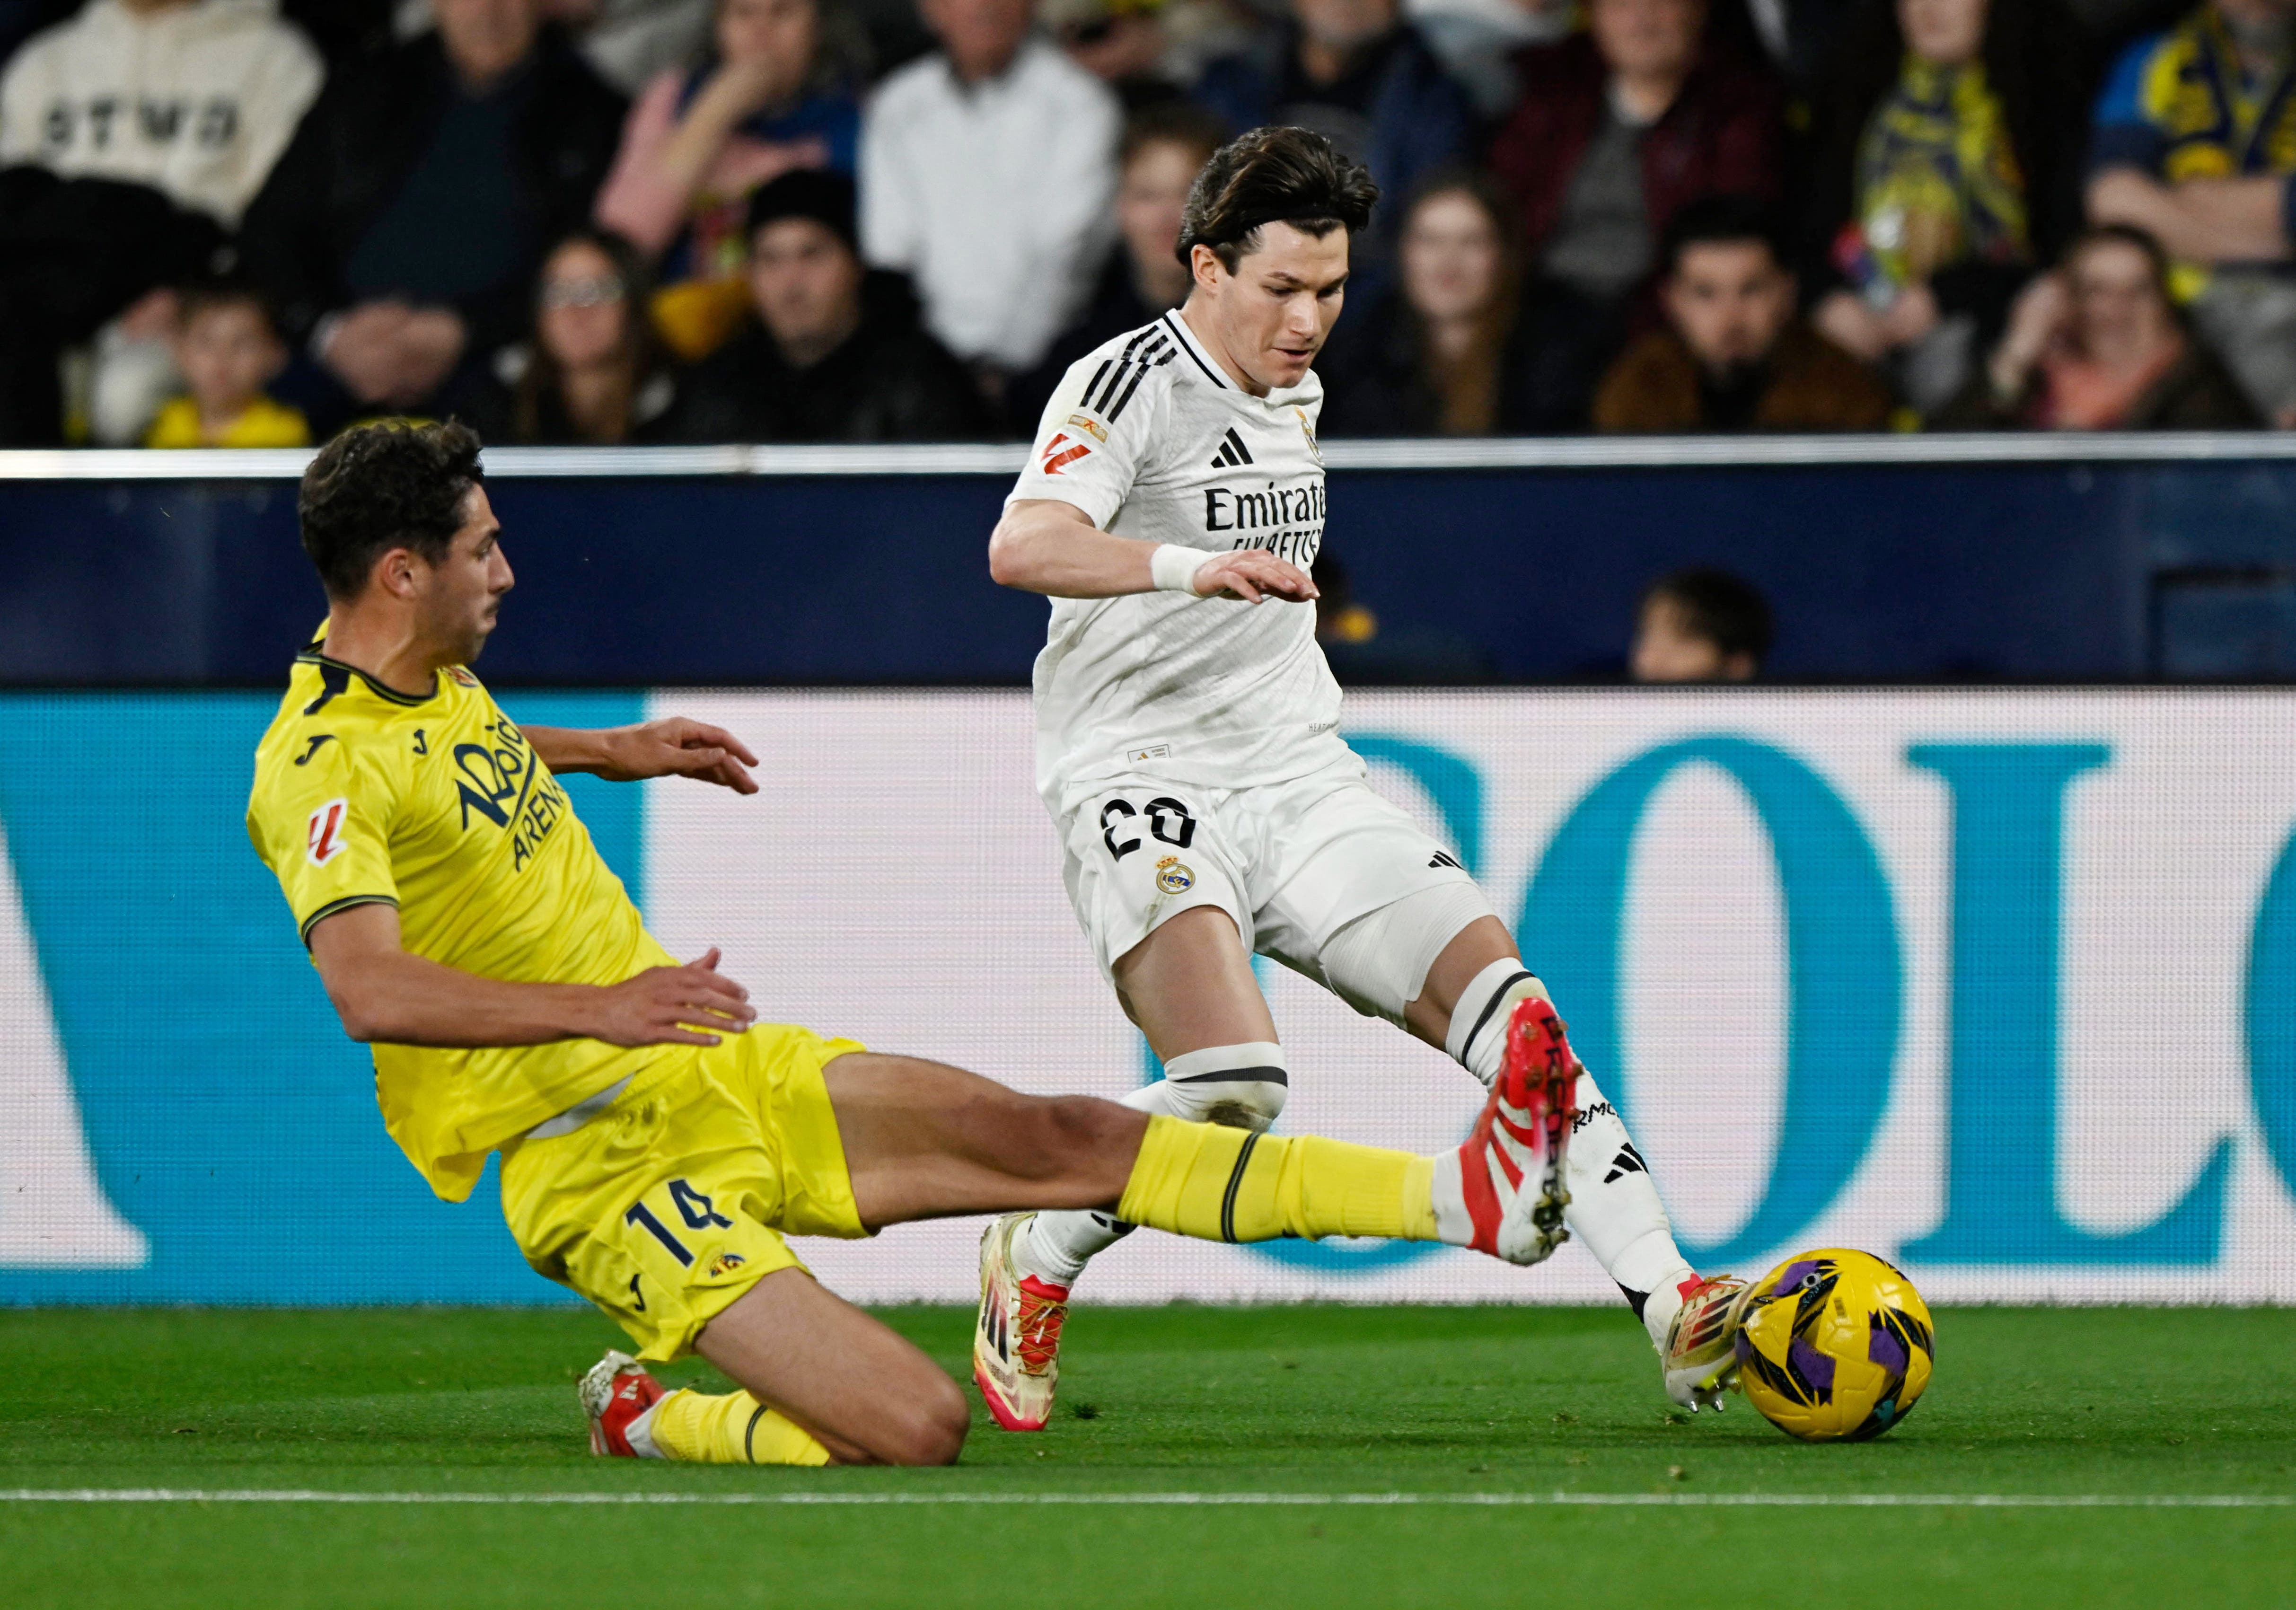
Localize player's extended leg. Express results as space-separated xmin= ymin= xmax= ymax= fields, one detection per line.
xmin=1020 ymin=904 xmax=1292 ymax=1245
xmin=609 ymin=1043 xmax=1572 ymax=1460
xmin=1346 ymin=897 xmax=1746 ymax=1408
xmin=984 ymin=906 xmax=1294 ymax=1425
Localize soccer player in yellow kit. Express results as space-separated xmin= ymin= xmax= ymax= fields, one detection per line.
xmin=247 ymin=419 xmax=1584 ymax=1467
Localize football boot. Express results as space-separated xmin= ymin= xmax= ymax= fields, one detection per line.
xmin=973 ymin=1213 xmax=1071 ymax=1432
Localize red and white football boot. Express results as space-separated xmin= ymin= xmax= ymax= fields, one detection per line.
xmin=1661 ymin=1274 xmax=1751 ymax=1411
xmin=973 ymin=1213 xmax=1070 ymax=1432
xmin=579 ymin=1349 xmax=667 ymax=1457
xmin=1436 ymin=996 xmax=1578 ymax=1265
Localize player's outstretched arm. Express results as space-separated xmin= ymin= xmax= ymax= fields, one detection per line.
xmin=307 ymin=903 xmax=757 ymax=1049
xmin=988 ymin=498 xmax=1319 ymax=605
xmin=525 ymin=718 xmax=760 ymax=793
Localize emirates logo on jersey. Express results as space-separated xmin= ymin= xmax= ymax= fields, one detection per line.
xmin=306 ymin=798 xmax=350 ymax=866
xmin=1039 ymin=431 xmax=1091 ymax=475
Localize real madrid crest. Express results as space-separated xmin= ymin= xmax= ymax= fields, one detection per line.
xmin=1293 ymin=406 xmax=1322 ymax=464
xmin=1154 ymin=855 xmax=1194 ymax=894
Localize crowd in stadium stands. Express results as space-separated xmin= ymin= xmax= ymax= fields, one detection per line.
xmin=1 ymin=0 xmax=2292 ymax=445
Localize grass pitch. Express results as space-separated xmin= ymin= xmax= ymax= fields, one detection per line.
xmin=1 ymin=1304 xmax=2289 ymax=1609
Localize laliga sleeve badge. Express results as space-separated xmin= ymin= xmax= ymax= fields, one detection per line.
xmin=1154 ymin=855 xmax=1195 ymax=894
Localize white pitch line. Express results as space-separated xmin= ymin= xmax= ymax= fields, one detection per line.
xmin=0 ymin=1490 xmax=2287 ymax=1510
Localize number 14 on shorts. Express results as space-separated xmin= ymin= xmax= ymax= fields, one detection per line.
xmin=623 ymin=1178 xmax=733 ymax=1267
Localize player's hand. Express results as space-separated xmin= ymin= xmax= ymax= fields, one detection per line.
xmin=598 ymin=718 xmax=761 ymax=793
xmin=1189 ymin=550 xmax=1320 ymax=606
xmin=588 ymin=948 xmax=757 ymax=1047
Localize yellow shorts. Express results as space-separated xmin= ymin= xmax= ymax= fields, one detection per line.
xmin=498 ymin=1023 xmax=870 ymax=1362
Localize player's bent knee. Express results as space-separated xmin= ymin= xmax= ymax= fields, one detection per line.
xmin=884 ymin=1373 xmax=969 ymax=1466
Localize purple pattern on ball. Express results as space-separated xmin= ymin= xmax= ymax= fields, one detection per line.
xmin=1735 ymin=1330 xmax=1754 ymax=1364
xmin=1788 ymin=1336 xmax=1836 ymax=1390
xmin=1868 ymin=1320 xmax=1909 ymax=1377
xmin=1770 ymin=1259 xmax=1822 ymax=1293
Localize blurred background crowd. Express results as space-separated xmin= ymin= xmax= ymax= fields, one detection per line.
xmin=1 ymin=0 xmax=2291 ymax=449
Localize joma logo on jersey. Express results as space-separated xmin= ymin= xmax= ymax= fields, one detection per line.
xmin=305 ymin=798 xmax=350 ymax=867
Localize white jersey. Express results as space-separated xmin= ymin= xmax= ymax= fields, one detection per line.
xmin=1009 ymin=309 xmax=1348 ymax=804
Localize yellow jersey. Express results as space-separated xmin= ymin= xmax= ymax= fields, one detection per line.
xmin=246 ymin=643 xmax=675 ymax=1201
xmin=145 ymin=394 xmax=312 ymax=449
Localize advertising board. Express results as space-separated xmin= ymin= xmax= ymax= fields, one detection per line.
xmin=5 ymin=689 xmax=2291 ymax=1305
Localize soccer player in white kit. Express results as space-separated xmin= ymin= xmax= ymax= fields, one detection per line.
xmin=972 ymin=127 xmax=1748 ymax=1431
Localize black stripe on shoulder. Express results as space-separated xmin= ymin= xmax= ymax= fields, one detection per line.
xmin=299 ymin=893 xmax=399 ymax=945
xmin=1104 ymin=352 xmax=1173 ymax=420
xmin=1088 ymin=361 xmax=1134 ymax=417
xmin=1079 ymin=358 xmax=1116 ymax=412
xmin=293 ymin=650 xmax=437 ymax=707
xmin=302 ymin=660 xmax=351 ymax=716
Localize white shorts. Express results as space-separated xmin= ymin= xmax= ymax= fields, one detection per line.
xmin=1054 ymin=752 xmax=1489 ymax=1014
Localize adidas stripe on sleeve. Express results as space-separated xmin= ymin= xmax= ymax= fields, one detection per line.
xmin=1010 ymin=323 xmax=1179 ymax=529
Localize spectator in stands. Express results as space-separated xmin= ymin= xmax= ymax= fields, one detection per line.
xmin=1006 ymin=102 xmax=1226 ymax=430
xmin=1630 ymin=566 xmax=1771 ymax=679
xmin=143 ymin=281 xmax=310 ymax=447
xmin=395 ymin=0 xmax=718 ymax=94
xmin=663 ymin=168 xmax=993 ymax=440
xmin=1803 ymin=0 xmax=2089 ymax=417
xmin=1594 ymin=194 xmax=1893 ymax=431
xmin=239 ymin=0 xmax=625 ymax=432
xmin=0 ymin=0 xmax=324 ymax=443
xmin=1320 ymin=172 xmax=1544 ymax=434
xmin=1931 ymin=224 xmax=2260 ymax=428
xmin=483 ymin=230 xmax=678 ymax=443
xmin=859 ymin=0 xmax=1121 ymax=382
xmin=2086 ymin=0 xmax=2296 ymax=423
xmin=1406 ymin=0 xmax=1574 ymax=119
xmin=1194 ymin=0 xmax=1471 ymax=251
xmin=1487 ymin=0 xmax=1785 ymax=431
xmin=593 ymin=0 xmax=866 ymax=362
xmin=1047 ymin=0 xmax=1179 ymax=109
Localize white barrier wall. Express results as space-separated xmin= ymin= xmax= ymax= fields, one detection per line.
xmin=644 ymin=690 xmax=2296 ymax=1305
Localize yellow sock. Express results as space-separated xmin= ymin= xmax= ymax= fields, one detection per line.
xmin=648 ymin=1387 xmax=831 ymax=1466
xmin=1116 ymin=1115 xmax=1439 ymax=1245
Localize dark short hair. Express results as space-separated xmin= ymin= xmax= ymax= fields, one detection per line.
xmin=1121 ymin=100 xmax=1229 ymax=170
xmin=299 ymin=420 xmax=486 ymax=601
xmin=1658 ymin=195 xmax=1788 ymax=280
xmin=748 ymin=167 xmax=859 ymax=253
xmin=1642 ymin=567 xmax=1773 ymax=665
xmin=2063 ymin=222 xmax=2173 ymax=298
xmin=1176 ymin=125 xmax=1379 ymax=271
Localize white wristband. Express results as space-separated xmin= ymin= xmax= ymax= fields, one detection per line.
xmin=1148 ymin=543 xmax=1205 ymax=596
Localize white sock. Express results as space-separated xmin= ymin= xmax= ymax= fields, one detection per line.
xmin=1445 ymin=959 xmax=1548 ymax=1087
xmin=1015 ymin=1043 xmax=1290 ymax=1291
xmin=1562 ymin=1070 xmax=1697 ymax=1347
xmin=624 ymin=1399 xmax=667 ymax=1460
